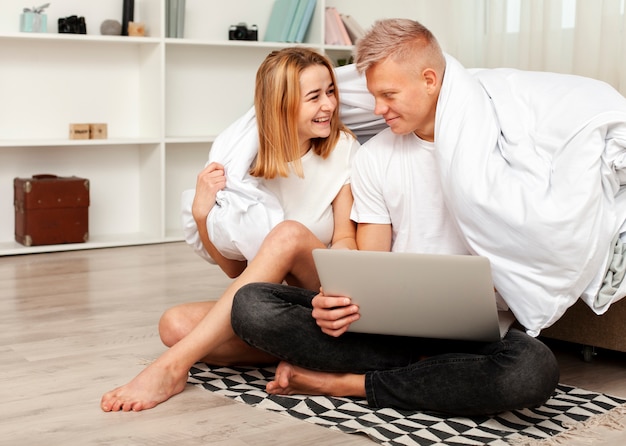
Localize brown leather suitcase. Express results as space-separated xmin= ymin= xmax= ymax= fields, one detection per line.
xmin=14 ymin=174 xmax=90 ymax=246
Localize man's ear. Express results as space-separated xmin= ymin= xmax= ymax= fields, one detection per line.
xmin=422 ymin=68 xmax=438 ymax=93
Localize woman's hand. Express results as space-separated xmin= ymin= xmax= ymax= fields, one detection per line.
xmin=191 ymin=162 xmax=226 ymax=222
xmin=191 ymin=162 xmax=246 ymax=277
xmin=311 ymin=289 xmax=360 ymax=337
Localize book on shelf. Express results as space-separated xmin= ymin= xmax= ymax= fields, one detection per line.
xmin=340 ymin=13 xmax=365 ymax=43
xmin=324 ymin=6 xmax=351 ymax=46
xmin=286 ymin=0 xmax=316 ymax=43
xmin=265 ymin=0 xmax=316 ymax=43
xmin=291 ymin=0 xmax=317 ymax=43
xmin=264 ymin=0 xmax=298 ymax=42
xmin=166 ymin=0 xmax=186 ymax=38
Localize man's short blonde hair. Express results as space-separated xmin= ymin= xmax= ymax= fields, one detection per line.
xmin=355 ymin=18 xmax=446 ymax=77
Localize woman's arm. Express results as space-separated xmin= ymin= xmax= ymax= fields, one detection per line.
xmin=329 ymin=184 xmax=357 ymax=250
xmin=192 ymin=162 xmax=247 ymax=278
xmin=194 ymin=215 xmax=246 ymax=278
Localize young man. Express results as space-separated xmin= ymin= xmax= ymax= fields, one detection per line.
xmin=230 ymin=19 xmax=561 ymax=416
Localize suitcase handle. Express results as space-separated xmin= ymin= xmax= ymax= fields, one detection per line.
xmin=32 ymin=174 xmax=58 ymax=180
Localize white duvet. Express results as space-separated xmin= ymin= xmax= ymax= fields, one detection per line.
xmin=182 ymin=55 xmax=626 ymax=335
xmin=436 ymin=55 xmax=626 ymax=335
xmin=181 ymin=107 xmax=283 ymax=263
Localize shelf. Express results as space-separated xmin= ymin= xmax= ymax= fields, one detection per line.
xmin=0 ymin=32 xmax=160 ymax=45
xmin=0 ymin=0 xmax=378 ymax=256
xmin=0 ymin=234 xmax=181 ymax=257
xmin=164 ymin=38 xmax=302 ymax=49
xmin=324 ymin=44 xmax=354 ymax=51
xmin=165 ymin=136 xmax=217 ymax=144
xmin=0 ymin=138 xmax=162 ymax=148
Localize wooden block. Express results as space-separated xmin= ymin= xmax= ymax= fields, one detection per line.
xmin=128 ymin=22 xmax=145 ymax=37
xmin=89 ymin=123 xmax=108 ymax=139
xmin=69 ymin=123 xmax=90 ymax=140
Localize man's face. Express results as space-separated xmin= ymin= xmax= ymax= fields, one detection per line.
xmin=365 ymin=57 xmax=438 ymax=141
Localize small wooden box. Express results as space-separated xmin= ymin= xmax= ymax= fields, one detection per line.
xmin=90 ymin=123 xmax=108 ymax=139
xmin=14 ymin=174 xmax=90 ymax=246
xmin=69 ymin=123 xmax=90 ymax=140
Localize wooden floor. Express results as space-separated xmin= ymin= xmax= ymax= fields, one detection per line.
xmin=1 ymin=242 xmax=625 ymax=445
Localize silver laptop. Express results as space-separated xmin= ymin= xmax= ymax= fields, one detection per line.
xmin=312 ymin=249 xmax=512 ymax=342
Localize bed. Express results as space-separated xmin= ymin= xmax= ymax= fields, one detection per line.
xmin=541 ymin=297 xmax=626 ymax=361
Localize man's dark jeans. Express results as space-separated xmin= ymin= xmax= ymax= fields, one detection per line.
xmin=231 ymin=282 xmax=560 ymax=416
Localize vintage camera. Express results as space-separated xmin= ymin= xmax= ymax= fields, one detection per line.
xmin=228 ymin=22 xmax=258 ymax=41
xmin=58 ymin=15 xmax=87 ymax=34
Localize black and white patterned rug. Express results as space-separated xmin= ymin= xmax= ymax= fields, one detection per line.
xmin=188 ymin=364 xmax=626 ymax=446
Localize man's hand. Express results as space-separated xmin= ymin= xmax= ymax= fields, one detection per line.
xmin=311 ymin=289 xmax=360 ymax=337
xmin=191 ymin=162 xmax=226 ymax=222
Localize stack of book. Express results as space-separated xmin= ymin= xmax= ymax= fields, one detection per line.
xmin=324 ymin=7 xmax=365 ymax=46
xmin=264 ymin=0 xmax=317 ymax=43
xmin=166 ymin=0 xmax=186 ymax=38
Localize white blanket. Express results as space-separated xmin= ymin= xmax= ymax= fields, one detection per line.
xmin=181 ymin=107 xmax=284 ymax=263
xmin=182 ymin=56 xmax=626 ymax=335
xmin=181 ymin=65 xmax=382 ymax=263
xmin=436 ymin=55 xmax=626 ymax=335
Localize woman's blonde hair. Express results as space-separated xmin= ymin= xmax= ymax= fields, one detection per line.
xmin=250 ymin=47 xmax=351 ymax=179
xmin=355 ymin=19 xmax=446 ymax=77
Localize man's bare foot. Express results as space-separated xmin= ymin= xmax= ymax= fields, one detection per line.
xmin=266 ymin=361 xmax=366 ymax=399
xmin=100 ymin=362 xmax=188 ymax=412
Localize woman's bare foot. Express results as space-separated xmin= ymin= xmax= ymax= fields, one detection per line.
xmin=266 ymin=361 xmax=366 ymax=399
xmin=100 ymin=361 xmax=188 ymax=412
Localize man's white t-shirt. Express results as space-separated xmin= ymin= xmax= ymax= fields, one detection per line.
xmin=350 ymin=128 xmax=468 ymax=255
xmin=263 ymin=131 xmax=359 ymax=246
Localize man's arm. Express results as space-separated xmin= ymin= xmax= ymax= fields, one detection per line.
xmin=312 ymin=222 xmax=393 ymax=337
xmin=356 ymin=222 xmax=392 ymax=251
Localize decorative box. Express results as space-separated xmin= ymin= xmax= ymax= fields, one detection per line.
xmin=14 ymin=174 xmax=90 ymax=246
xmin=89 ymin=123 xmax=108 ymax=139
xmin=20 ymin=11 xmax=48 ymax=33
xmin=69 ymin=123 xmax=90 ymax=140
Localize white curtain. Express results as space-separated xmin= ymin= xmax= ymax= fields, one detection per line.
xmin=419 ymin=0 xmax=626 ymax=94
xmin=479 ymin=0 xmax=626 ymax=94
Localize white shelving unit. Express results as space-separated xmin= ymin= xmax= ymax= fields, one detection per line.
xmin=0 ymin=0 xmax=461 ymax=255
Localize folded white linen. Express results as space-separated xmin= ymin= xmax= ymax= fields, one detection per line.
xmin=181 ymin=107 xmax=284 ymax=263
xmin=436 ymin=55 xmax=626 ymax=335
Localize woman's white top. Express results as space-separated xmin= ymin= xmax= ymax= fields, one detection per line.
xmin=262 ymin=131 xmax=359 ymax=247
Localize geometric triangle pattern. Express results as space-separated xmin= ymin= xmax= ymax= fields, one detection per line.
xmin=188 ymin=364 xmax=626 ymax=446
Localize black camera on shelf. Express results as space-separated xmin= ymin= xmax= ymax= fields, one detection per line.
xmin=228 ymin=23 xmax=258 ymax=41
xmin=58 ymin=15 xmax=87 ymax=34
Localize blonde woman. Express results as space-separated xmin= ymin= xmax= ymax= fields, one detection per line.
xmin=101 ymin=47 xmax=359 ymax=412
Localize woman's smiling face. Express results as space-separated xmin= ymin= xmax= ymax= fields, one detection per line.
xmin=297 ymin=64 xmax=337 ymax=154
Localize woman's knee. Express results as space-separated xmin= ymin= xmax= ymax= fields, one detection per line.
xmin=158 ymin=302 xmax=213 ymax=347
xmin=158 ymin=307 xmax=183 ymax=347
xmin=159 ymin=305 xmax=195 ymax=347
xmin=263 ymin=221 xmax=318 ymax=253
